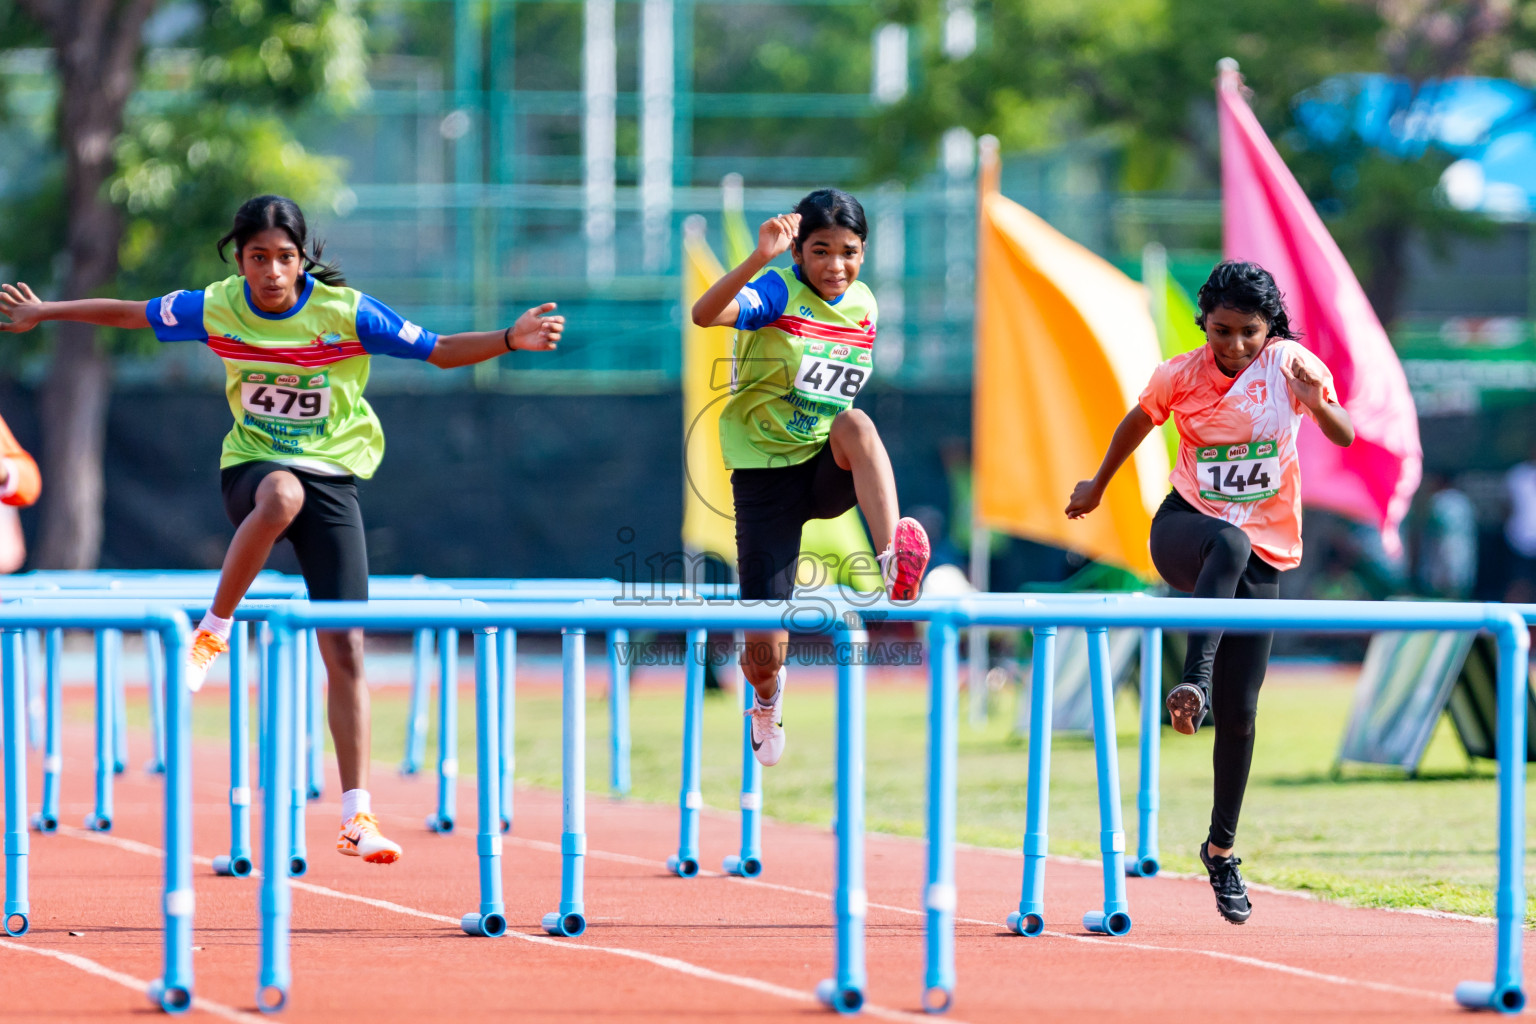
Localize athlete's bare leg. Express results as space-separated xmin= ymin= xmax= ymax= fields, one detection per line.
xmin=740 ymin=629 xmax=788 ymax=702
xmin=210 ymin=470 xmax=304 ymax=619
xmin=829 ymin=409 xmax=899 ymax=550
xmin=318 ymin=628 xmax=369 ymax=792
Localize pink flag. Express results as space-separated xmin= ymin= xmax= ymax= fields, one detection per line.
xmin=1218 ymin=61 xmax=1422 ymax=555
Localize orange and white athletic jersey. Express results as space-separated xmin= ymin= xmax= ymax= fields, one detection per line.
xmin=1138 ymin=339 xmax=1336 ymax=571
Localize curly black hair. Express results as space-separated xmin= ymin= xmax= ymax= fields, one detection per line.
xmin=1194 ymin=260 xmax=1297 ymax=340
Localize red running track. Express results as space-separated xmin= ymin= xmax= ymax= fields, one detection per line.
xmin=1 ymin=710 xmax=1523 ymax=1022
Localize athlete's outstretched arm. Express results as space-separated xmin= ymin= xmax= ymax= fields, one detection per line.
xmin=1065 ymin=405 xmax=1156 ymax=519
xmin=690 ymin=213 xmax=799 ymax=328
xmin=427 ymin=302 xmax=564 ymax=368
xmin=0 ymin=282 xmax=149 ymax=332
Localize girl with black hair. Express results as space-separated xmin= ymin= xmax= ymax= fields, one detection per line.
xmin=690 ymin=188 xmax=930 ymax=767
xmin=1065 ymin=259 xmax=1353 ymax=924
xmin=0 ymin=194 xmax=564 ymax=864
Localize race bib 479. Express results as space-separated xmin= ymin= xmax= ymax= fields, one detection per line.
xmin=239 ymin=370 xmax=332 ymax=421
xmin=1196 ymin=440 xmax=1280 ymax=503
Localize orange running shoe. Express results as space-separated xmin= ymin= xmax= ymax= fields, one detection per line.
xmin=185 ymin=629 xmax=229 ymax=694
xmin=878 ymin=517 xmax=931 ymax=601
xmin=337 ymin=812 xmax=403 ymax=864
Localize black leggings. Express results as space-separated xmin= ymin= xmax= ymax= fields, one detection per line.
xmin=1149 ymin=490 xmax=1280 ymax=850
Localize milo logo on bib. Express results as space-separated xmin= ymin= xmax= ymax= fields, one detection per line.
xmin=1196 ymin=439 xmax=1281 ymax=504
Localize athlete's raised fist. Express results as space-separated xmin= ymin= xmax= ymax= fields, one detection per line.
xmin=509 ymin=302 xmax=564 ymax=351
xmin=755 ymin=214 xmax=800 ymax=262
xmin=1065 ymin=479 xmax=1102 ymax=519
xmin=0 ymin=283 xmax=44 ymax=334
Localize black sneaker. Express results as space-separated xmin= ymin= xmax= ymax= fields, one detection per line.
xmin=1166 ymin=683 xmax=1208 ymax=735
xmin=1200 ymin=841 xmax=1252 ymax=924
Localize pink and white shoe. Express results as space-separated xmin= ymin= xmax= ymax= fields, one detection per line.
xmin=878 ymin=517 xmax=931 ymax=601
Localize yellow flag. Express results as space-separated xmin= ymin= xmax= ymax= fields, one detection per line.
xmin=683 ymin=211 xmax=880 ymax=591
xmin=973 ymin=190 xmax=1169 ymax=579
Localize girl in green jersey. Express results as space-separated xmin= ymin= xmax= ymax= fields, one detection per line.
xmin=0 ymin=194 xmax=563 ymax=863
xmin=691 ymin=188 xmax=930 ymax=767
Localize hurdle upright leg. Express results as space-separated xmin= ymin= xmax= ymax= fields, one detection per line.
xmin=88 ymin=630 xmax=115 ymax=831
xmin=213 ymin=622 xmax=254 ymax=877
xmin=148 ymin=617 xmax=195 ymax=1013
xmin=145 ymin=630 xmax=167 ymax=775
xmin=543 ymin=628 xmax=587 ymax=936
xmin=461 ymin=628 xmax=507 ymax=938
xmin=428 ymin=628 xmax=459 ymax=833
xmin=3 ymin=629 xmax=29 ymax=936
xmin=1009 ymin=626 xmax=1057 ymax=936
xmin=498 ymin=629 xmax=516 ymax=833
xmin=287 ymin=634 xmax=308 ymax=877
xmin=306 ymin=630 xmax=323 ymax=800
xmin=109 ymin=629 xmax=127 ymax=774
xmin=1126 ymin=627 xmax=1162 ymax=878
xmin=923 ymin=619 xmax=961 ymax=1011
xmin=1454 ymin=615 xmax=1529 ymax=1013
xmin=400 ymin=629 xmax=432 ymax=775
xmin=667 ymin=628 xmax=706 ymax=878
xmin=31 ymin=630 xmax=62 ymax=834
xmin=816 ymin=620 xmax=868 ymax=1014
xmin=24 ymin=631 xmax=42 ymax=752
xmin=1082 ymin=625 xmax=1131 ymax=936
xmin=608 ymin=628 xmax=630 ymax=798
xmin=257 ymin=625 xmax=295 ymax=1012
xmin=725 ymin=629 xmax=763 ymax=878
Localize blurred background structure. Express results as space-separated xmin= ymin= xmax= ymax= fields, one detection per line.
xmin=2 ymin=0 xmax=1536 ymax=609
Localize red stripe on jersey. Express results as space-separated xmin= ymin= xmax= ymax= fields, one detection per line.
xmin=768 ymin=315 xmax=875 ymax=346
xmin=206 ymin=336 xmax=367 ymax=367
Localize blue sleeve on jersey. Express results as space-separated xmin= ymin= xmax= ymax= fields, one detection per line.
xmin=355 ymin=294 xmax=439 ymax=360
xmin=144 ymin=290 xmax=208 ymax=343
xmin=734 ymin=270 xmax=789 ymax=331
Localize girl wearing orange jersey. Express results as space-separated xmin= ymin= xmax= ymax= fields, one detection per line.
xmin=1066 ymin=260 xmax=1353 ymax=925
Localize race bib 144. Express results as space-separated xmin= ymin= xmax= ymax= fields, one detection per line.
xmin=1196 ymin=440 xmax=1281 ymax=503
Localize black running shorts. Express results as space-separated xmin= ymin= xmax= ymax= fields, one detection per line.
xmin=220 ymin=460 xmax=370 ymax=602
xmin=731 ymin=442 xmax=859 ymax=602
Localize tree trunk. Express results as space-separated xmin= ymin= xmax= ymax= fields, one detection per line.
xmin=22 ymin=0 xmax=156 ymax=568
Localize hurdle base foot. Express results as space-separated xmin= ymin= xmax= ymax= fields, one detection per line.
xmin=1455 ymin=980 xmax=1526 ymax=1013
xmin=722 ymin=854 xmax=763 ymax=878
xmin=144 ymin=760 xmax=166 ymax=776
xmin=84 ymin=813 xmax=112 ymax=833
xmin=147 ymin=979 xmax=192 ymax=1015
xmin=666 ymin=854 xmax=699 ymax=878
xmin=814 ymin=978 xmax=865 ymax=1015
xmin=212 ymin=854 xmax=254 ymax=878
xmin=541 ymin=910 xmax=586 ymax=937
xmin=256 ymin=983 xmax=288 ymax=1015
xmin=425 ymin=814 xmax=455 ymax=834
xmin=29 ymin=812 xmax=57 ymax=834
xmin=1122 ymin=853 xmax=1160 ymax=878
xmin=921 ymin=985 xmax=953 ymax=1014
xmin=306 ymin=785 xmax=322 ymax=801
xmin=461 ymin=911 xmax=507 ymax=937
xmin=4 ymin=911 xmax=28 ymax=937
xmin=1006 ymin=910 xmax=1044 ymax=937
xmin=398 ymin=761 xmax=419 ymax=777
xmin=1083 ymin=909 xmax=1132 ymax=936
xmin=287 ymin=856 xmax=308 ymax=878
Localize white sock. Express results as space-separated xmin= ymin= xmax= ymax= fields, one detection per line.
xmin=341 ymin=789 xmax=371 ymax=821
xmin=196 ymin=611 xmax=234 ymax=641
xmin=755 ymin=666 xmax=785 ymax=708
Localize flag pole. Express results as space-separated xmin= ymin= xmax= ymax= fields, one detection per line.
xmin=968 ymin=135 xmax=1000 ymax=727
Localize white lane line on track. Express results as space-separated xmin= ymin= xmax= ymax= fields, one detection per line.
xmin=507 ymin=827 xmax=1454 ymax=1005
xmin=0 ymin=938 xmax=263 ymax=1022
xmin=54 ymin=826 xmax=955 ymax=1024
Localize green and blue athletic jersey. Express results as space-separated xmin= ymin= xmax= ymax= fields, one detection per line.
xmin=146 ymin=274 xmax=437 ymax=479
xmin=719 ymin=265 xmax=877 ymax=470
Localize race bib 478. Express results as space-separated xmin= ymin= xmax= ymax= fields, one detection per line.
xmin=792 ymin=340 xmax=871 ymax=410
xmin=1196 ymin=440 xmax=1280 ymax=503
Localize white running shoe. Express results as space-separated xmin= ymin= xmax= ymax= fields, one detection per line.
xmin=747 ymin=667 xmax=786 ymax=767
xmin=337 ymin=812 xmax=403 ymax=864
xmin=185 ymin=629 xmax=229 ymax=694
